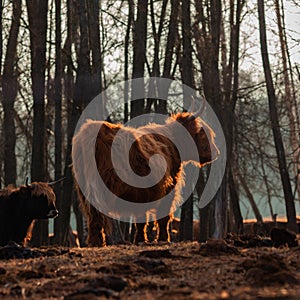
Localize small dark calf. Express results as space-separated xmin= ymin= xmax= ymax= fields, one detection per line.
xmin=0 ymin=182 xmax=58 ymax=246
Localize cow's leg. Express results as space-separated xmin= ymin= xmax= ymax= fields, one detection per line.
xmin=146 ymin=221 xmax=156 ymax=242
xmin=87 ymin=218 xmax=104 ymax=246
xmin=86 ymin=206 xmax=107 ymax=247
xmin=157 ymin=216 xmax=171 ymax=242
xmin=76 ymin=190 xmax=104 ymax=247
xmin=134 ymin=222 xmax=147 ymax=244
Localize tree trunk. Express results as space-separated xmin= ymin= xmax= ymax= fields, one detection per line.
xmin=224 ymin=0 xmax=244 ymax=235
xmin=145 ymin=0 xmax=167 ymax=112
xmin=181 ymin=0 xmax=194 ymax=95
xmin=0 ymin=1 xmax=2 ymax=76
xmin=54 ymin=0 xmax=73 ymax=245
xmin=179 ymin=197 xmax=193 ymax=241
xmin=274 ymin=0 xmax=300 ymax=204
xmin=60 ymin=71 xmax=75 ymax=246
xmin=87 ymin=0 xmax=102 ymax=98
xmin=0 ymin=0 xmax=2 ymax=189
xmin=53 ymin=0 xmax=63 ymax=245
xmin=257 ymin=0 xmax=297 ymax=233
xmin=59 ymin=0 xmax=92 ymax=246
xmin=238 ymin=173 xmax=263 ymax=223
xmin=124 ymin=0 xmax=134 ymax=122
xmin=257 ymin=131 xmax=275 ymax=219
xmin=194 ymin=0 xmax=226 ymax=239
xmin=228 ymin=168 xmax=243 ymax=233
xmin=158 ymin=0 xmax=179 ymax=114
xmin=2 ymin=0 xmax=21 ymax=186
xmin=179 ymin=0 xmax=194 ymax=241
xmin=131 ymin=0 xmax=148 ymax=118
xmin=195 ymin=169 xmax=211 ymax=242
xmin=26 ymin=0 xmax=49 ymax=246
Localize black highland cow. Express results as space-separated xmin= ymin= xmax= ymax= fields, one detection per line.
xmin=0 ymin=182 xmax=58 ymax=246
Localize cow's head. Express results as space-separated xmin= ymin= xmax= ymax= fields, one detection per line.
xmin=172 ymin=107 xmax=219 ymax=167
xmin=21 ymin=182 xmax=58 ymax=219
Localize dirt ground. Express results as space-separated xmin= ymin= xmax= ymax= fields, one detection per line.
xmin=0 ymin=238 xmax=300 ymax=300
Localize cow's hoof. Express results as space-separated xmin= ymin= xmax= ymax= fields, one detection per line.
xmin=135 ymin=241 xmax=149 ymax=246
xmin=156 ymin=241 xmax=171 ymax=245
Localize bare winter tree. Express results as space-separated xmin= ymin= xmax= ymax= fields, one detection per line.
xmin=53 ymin=0 xmax=63 ymax=245
xmin=123 ymin=0 xmax=134 ymax=123
xmin=193 ymin=0 xmax=246 ymax=239
xmin=257 ymin=0 xmax=297 ymax=233
xmin=0 ymin=2 xmax=2 ymax=188
xmin=58 ymin=0 xmax=92 ymax=245
xmin=0 ymin=2 xmax=2 ymax=76
xmin=26 ymin=0 xmax=49 ymax=246
xmin=2 ymin=0 xmax=21 ymax=186
xmin=131 ymin=0 xmax=148 ymax=118
xmin=194 ymin=0 xmax=225 ymax=239
xmin=274 ymin=0 xmax=300 ymax=202
xmin=157 ymin=0 xmax=180 ymax=114
xmin=179 ymin=0 xmax=195 ymax=241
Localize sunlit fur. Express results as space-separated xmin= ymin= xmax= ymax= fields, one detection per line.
xmin=30 ymin=182 xmax=56 ymax=203
xmin=72 ymin=112 xmax=219 ymax=246
xmin=0 ymin=182 xmax=56 ymax=205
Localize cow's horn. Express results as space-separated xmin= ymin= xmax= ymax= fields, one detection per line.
xmin=184 ymin=96 xmax=206 ymax=123
xmin=25 ymin=177 xmax=31 ymax=187
xmin=188 ymin=95 xmax=195 ymax=112
xmin=193 ymin=95 xmax=206 ymax=117
xmin=48 ymin=177 xmax=65 ymax=186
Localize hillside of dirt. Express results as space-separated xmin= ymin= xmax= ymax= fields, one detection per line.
xmin=0 ymin=239 xmax=300 ymax=299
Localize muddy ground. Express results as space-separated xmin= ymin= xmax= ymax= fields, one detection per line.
xmin=0 ymin=238 xmax=300 ymax=299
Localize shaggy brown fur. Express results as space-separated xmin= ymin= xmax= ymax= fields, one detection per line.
xmin=72 ymin=112 xmax=219 ymax=246
xmin=0 ymin=182 xmax=58 ymax=246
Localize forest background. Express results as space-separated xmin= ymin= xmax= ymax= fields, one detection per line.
xmin=0 ymin=0 xmax=299 ymax=246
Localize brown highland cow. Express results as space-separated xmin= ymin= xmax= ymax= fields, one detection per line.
xmin=72 ymin=108 xmax=219 ymax=246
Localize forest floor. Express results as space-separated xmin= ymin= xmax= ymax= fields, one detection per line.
xmin=0 ymin=237 xmax=300 ymax=300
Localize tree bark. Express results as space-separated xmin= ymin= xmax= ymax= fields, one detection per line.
xmin=59 ymin=0 xmax=92 ymax=245
xmin=131 ymin=0 xmax=148 ymax=118
xmin=256 ymin=129 xmax=275 ymax=219
xmin=229 ymin=168 xmax=243 ymax=233
xmin=2 ymin=0 xmax=21 ymax=186
xmin=0 ymin=0 xmax=2 ymax=188
xmin=124 ymin=0 xmax=134 ymax=122
xmin=157 ymin=0 xmax=179 ymax=114
xmin=145 ymin=0 xmax=168 ymax=112
xmin=194 ymin=0 xmax=226 ymax=239
xmin=52 ymin=0 xmax=63 ymax=245
xmin=194 ymin=0 xmax=245 ymax=238
xmin=179 ymin=0 xmax=194 ymax=241
xmin=223 ymin=0 xmax=244 ymax=234
xmin=87 ymin=0 xmax=102 ymax=98
xmin=0 ymin=1 xmax=2 ymax=76
xmin=238 ymin=173 xmax=263 ymax=223
xmin=195 ymin=169 xmax=212 ymax=242
xmin=257 ymin=0 xmax=297 ymax=232
xmin=54 ymin=0 xmax=74 ymax=245
xmin=26 ymin=0 xmax=49 ymax=246
xmin=274 ymin=0 xmax=300 ymax=204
